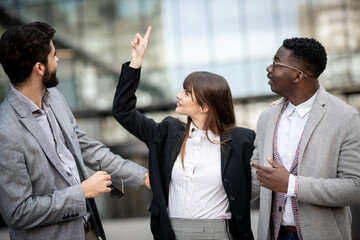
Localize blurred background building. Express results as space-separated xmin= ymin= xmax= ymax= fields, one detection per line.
xmin=0 ymin=0 xmax=359 ymax=239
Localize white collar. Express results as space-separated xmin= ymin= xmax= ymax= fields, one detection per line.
xmin=188 ymin=122 xmax=219 ymax=141
xmin=287 ymin=89 xmax=319 ymax=118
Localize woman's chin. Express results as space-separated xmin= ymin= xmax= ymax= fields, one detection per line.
xmin=175 ymin=108 xmax=185 ymax=115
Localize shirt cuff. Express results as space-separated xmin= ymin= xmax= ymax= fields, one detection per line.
xmin=286 ymin=174 xmax=297 ymax=197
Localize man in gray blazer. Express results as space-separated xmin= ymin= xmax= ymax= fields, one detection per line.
xmin=251 ymin=37 xmax=360 ymax=240
xmin=0 ymin=22 xmax=148 ymax=239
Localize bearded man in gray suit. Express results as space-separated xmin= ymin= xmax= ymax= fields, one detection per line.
xmin=0 ymin=22 xmax=149 ymax=240
xmin=251 ymin=38 xmax=360 ymax=240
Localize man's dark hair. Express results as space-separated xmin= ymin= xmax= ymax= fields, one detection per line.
xmin=0 ymin=21 xmax=55 ymax=85
xmin=283 ymin=37 xmax=327 ymax=78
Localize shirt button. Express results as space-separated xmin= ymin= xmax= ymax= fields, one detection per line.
xmin=230 ymin=196 xmax=235 ymax=201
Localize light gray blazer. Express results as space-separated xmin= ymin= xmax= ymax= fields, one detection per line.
xmin=0 ymin=86 xmax=147 ymax=240
xmin=251 ymin=85 xmax=360 ymax=240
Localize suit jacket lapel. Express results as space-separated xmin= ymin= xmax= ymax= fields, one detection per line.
xmin=47 ymin=91 xmax=105 ymax=239
xmin=162 ymin=130 xmax=184 ymax=201
xmin=50 ymin=100 xmax=74 ymax=145
xmin=48 ymin=93 xmax=91 ymax=180
xmin=7 ymin=88 xmax=73 ymax=186
xmin=168 ymin=131 xmax=184 ymax=173
xmin=297 ymin=85 xmax=326 ymax=169
xmin=259 ymin=98 xmax=286 ymax=206
xmin=264 ymin=98 xmax=286 ymax=166
xmin=220 ymin=132 xmax=232 ymax=176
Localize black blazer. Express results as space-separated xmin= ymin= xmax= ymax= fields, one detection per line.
xmin=113 ymin=63 xmax=255 ymax=240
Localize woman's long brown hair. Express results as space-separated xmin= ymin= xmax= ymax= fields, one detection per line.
xmin=179 ymin=71 xmax=236 ymax=168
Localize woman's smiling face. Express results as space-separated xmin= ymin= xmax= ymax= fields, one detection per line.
xmin=175 ymin=87 xmax=203 ymax=119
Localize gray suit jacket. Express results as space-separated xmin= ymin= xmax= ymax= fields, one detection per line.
xmin=251 ymin=85 xmax=360 ymax=240
xmin=0 ymin=86 xmax=147 ymax=240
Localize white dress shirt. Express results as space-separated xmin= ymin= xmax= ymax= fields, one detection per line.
xmin=278 ymin=90 xmax=318 ymax=226
xmin=167 ymin=122 xmax=231 ymax=219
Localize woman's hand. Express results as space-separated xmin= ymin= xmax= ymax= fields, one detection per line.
xmin=129 ymin=26 xmax=152 ymax=69
xmin=143 ymin=170 xmax=151 ymax=189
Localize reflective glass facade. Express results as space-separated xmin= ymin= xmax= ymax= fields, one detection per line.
xmin=1 ymin=0 xmax=359 ymax=111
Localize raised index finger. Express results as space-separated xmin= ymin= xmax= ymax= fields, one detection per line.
xmin=143 ymin=26 xmax=152 ymax=42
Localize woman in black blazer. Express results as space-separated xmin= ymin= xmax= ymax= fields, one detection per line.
xmin=112 ymin=27 xmax=255 ymax=240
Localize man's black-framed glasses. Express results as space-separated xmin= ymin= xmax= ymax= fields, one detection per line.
xmin=97 ymin=160 xmax=124 ymax=199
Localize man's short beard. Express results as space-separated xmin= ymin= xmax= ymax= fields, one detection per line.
xmin=42 ymin=67 xmax=58 ymax=88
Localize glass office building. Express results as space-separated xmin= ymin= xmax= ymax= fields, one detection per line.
xmin=1 ymin=0 xmax=359 ymax=109
xmin=0 ymin=0 xmax=359 ymax=237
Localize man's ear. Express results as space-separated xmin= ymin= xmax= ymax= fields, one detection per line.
xmin=33 ymin=62 xmax=45 ymax=76
xmin=293 ymin=72 xmax=305 ymax=83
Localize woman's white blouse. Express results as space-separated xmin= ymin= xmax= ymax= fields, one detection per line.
xmin=167 ymin=122 xmax=231 ymax=219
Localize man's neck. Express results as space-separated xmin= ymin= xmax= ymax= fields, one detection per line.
xmin=12 ymin=82 xmax=46 ymax=110
xmin=288 ymin=81 xmax=319 ymax=106
xmin=288 ymin=94 xmax=314 ymax=106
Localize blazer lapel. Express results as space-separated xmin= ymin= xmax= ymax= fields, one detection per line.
xmin=297 ymin=85 xmax=326 ymax=169
xmin=168 ymin=131 xmax=184 ymax=172
xmin=220 ymin=132 xmax=232 ymax=176
xmin=49 ymin=101 xmax=74 ymax=145
xmin=7 ymin=89 xmax=73 ymax=186
xmin=48 ymin=92 xmax=89 ymax=179
xmin=163 ymin=130 xmax=184 ymax=199
xmin=264 ymin=98 xmax=286 ymax=165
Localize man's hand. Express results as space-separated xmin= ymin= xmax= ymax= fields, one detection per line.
xmin=81 ymin=171 xmax=112 ymax=198
xmin=129 ymin=26 xmax=152 ymax=69
xmin=251 ymin=157 xmax=289 ymax=193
